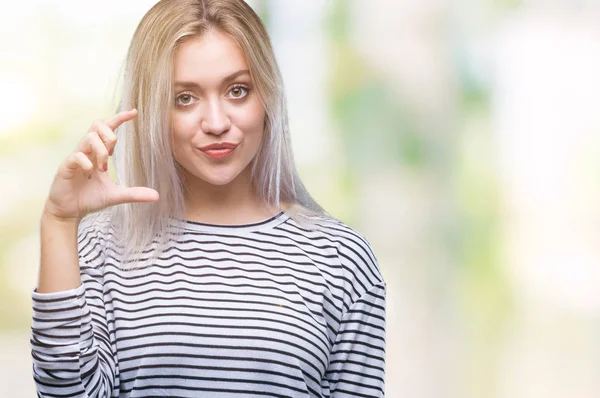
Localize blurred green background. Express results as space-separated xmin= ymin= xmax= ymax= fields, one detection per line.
xmin=2 ymin=1 xmax=600 ymax=396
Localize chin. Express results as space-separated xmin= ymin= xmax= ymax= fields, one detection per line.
xmin=205 ymin=177 xmax=237 ymax=186
xmin=198 ymin=170 xmax=241 ymax=186
xmin=182 ymin=160 xmax=252 ymax=187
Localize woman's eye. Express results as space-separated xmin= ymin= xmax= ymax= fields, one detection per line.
xmin=228 ymin=85 xmax=249 ymax=99
xmin=176 ymin=94 xmax=195 ymax=107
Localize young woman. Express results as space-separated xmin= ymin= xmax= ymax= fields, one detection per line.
xmin=31 ymin=0 xmax=386 ymax=397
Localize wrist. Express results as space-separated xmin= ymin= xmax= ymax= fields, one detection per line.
xmin=41 ymin=206 xmax=81 ymax=227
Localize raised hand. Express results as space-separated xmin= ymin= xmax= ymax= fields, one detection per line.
xmin=44 ymin=109 xmax=159 ymax=222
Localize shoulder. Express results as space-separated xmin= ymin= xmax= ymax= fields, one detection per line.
xmin=285 ymin=213 xmax=385 ymax=298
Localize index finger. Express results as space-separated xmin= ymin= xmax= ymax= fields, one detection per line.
xmin=105 ymin=108 xmax=138 ymax=131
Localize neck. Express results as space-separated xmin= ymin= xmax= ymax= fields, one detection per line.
xmin=182 ymin=167 xmax=278 ymax=225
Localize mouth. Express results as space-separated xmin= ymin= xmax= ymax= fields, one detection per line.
xmin=198 ymin=142 xmax=238 ymax=159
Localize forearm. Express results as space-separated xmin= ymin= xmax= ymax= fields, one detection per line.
xmin=31 ymin=283 xmax=113 ymax=397
xmin=31 ymin=217 xmax=117 ymax=397
xmin=37 ymin=210 xmax=82 ymax=293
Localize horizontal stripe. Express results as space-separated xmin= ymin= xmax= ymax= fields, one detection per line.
xmin=31 ymin=211 xmax=386 ymax=397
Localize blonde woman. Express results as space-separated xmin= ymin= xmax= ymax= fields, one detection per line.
xmin=31 ymin=0 xmax=386 ymax=396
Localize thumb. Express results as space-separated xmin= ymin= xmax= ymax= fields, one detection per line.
xmin=109 ymin=186 xmax=160 ymax=206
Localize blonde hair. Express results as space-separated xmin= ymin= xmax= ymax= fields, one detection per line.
xmin=88 ymin=0 xmax=327 ymax=268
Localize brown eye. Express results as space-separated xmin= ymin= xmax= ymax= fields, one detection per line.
xmin=176 ymin=93 xmax=195 ymax=107
xmin=228 ymin=85 xmax=249 ymax=99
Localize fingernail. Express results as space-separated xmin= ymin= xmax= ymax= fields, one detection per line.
xmin=109 ymin=148 xmax=113 ymax=156
xmin=103 ymin=162 xmax=108 ymax=172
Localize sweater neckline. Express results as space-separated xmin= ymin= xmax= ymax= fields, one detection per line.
xmin=170 ymin=211 xmax=290 ymax=234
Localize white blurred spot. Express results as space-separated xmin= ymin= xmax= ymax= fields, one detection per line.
xmin=0 ymin=78 xmax=36 ymax=136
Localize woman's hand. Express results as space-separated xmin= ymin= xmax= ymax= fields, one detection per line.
xmin=43 ymin=109 xmax=159 ymax=222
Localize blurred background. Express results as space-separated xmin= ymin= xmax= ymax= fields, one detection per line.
xmin=1 ymin=0 xmax=599 ymax=396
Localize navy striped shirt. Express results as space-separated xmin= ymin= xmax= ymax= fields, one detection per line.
xmin=30 ymin=211 xmax=386 ymax=397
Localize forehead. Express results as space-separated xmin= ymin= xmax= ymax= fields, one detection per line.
xmin=173 ymin=31 xmax=249 ymax=83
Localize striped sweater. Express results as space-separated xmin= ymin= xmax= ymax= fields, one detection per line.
xmin=30 ymin=211 xmax=386 ymax=397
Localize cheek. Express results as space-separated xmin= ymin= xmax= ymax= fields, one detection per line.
xmin=234 ymin=102 xmax=265 ymax=140
xmin=170 ymin=114 xmax=194 ymax=166
xmin=171 ymin=112 xmax=196 ymax=139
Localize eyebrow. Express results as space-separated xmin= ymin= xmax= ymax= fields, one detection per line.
xmin=174 ymin=69 xmax=250 ymax=89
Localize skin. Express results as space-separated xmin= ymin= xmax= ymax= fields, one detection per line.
xmin=39 ymin=110 xmax=159 ymax=293
xmin=44 ymin=109 xmax=159 ymax=223
xmin=171 ymin=30 xmax=275 ymax=224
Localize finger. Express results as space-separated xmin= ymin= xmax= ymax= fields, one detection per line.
xmin=61 ymin=152 xmax=94 ymax=179
xmin=95 ymin=122 xmax=117 ymax=156
xmin=105 ymin=108 xmax=137 ymax=131
xmin=108 ymin=186 xmax=160 ymax=206
xmin=85 ymin=133 xmax=109 ymax=171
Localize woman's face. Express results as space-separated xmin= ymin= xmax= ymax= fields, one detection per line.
xmin=170 ymin=30 xmax=265 ymax=187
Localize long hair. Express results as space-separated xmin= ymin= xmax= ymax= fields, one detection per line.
xmin=86 ymin=0 xmax=327 ymax=269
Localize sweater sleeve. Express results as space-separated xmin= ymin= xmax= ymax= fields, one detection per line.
xmin=326 ymin=282 xmax=387 ymax=397
xmin=30 ymin=216 xmax=119 ymax=397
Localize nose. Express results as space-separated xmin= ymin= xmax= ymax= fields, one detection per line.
xmin=201 ymin=98 xmax=231 ymax=136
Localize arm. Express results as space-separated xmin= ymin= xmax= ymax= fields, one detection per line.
xmin=326 ymin=282 xmax=387 ymax=397
xmin=30 ymin=215 xmax=119 ymax=397
xmin=31 ymin=108 xmax=156 ymax=397
xmin=36 ymin=211 xmax=82 ymax=293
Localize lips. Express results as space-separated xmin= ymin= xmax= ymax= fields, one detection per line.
xmin=199 ymin=142 xmax=238 ymax=159
xmin=200 ymin=142 xmax=237 ymax=151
